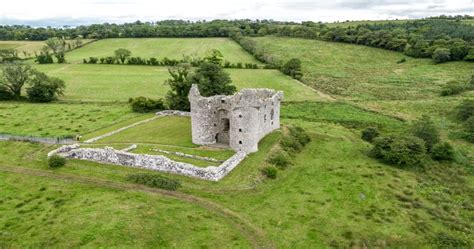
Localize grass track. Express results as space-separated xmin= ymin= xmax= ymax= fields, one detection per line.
xmin=0 ymin=165 xmax=272 ymax=248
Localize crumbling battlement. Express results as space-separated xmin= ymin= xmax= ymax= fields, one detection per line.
xmin=189 ymin=84 xmax=283 ymax=153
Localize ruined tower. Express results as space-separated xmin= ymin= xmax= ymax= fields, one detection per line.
xmin=189 ymin=84 xmax=283 ymax=153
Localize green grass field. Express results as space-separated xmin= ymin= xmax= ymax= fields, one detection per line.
xmin=0 ymin=40 xmax=94 ymax=58
xmin=65 ymin=38 xmax=261 ymax=64
xmin=0 ymin=36 xmax=473 ymax=248
xmin=1 ymin=110 xmax=471 ymax=247
xmin=97 ymin=116 xmax=194 ymax=147
xmin=251 ymin=37 xmax=473 ymax=101
xmin=0 ymin=102 xmax=139 ymax=137
xmin=33 ymin=64 xmax=320 ymax=102
xmin=0 ymin=171 xmax=251 ymax=248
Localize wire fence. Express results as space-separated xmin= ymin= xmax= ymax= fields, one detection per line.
xmin=0 ymin=133 xmax=77 ymax=145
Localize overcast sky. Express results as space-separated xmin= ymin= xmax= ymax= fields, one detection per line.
xmin=1 ymin=0 xmax=472 ymax=27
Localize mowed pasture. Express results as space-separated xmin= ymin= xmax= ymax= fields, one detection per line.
xmin=97 ymin=116 xmax=194 ymax=147
xmin=0 ymin=102 xmax=139 ymax=137
xmin=34 ymin=64 xmax=320 ymax=102
xmin=0 ymin=40 xmax=94 ymax=58
xmin=65 ymin=38 xmax=261 ymax=64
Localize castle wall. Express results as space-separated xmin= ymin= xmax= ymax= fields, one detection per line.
xmin=189 ymin=85 xmax=283 ymax=153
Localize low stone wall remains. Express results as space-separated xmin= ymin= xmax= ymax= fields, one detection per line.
xmin=49 ymin=145 xmax=246 ymax=181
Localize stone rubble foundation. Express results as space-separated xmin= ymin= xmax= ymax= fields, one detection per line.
xmin=48 ymin=144 xmax=246 ymax=181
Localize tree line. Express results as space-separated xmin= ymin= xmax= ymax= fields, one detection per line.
xmin=82 ymin=48 xmax=259 ymax=69
xmin=1 ymin=17 xmax=473 ymax=63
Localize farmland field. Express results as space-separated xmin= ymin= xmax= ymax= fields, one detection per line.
xmin=65 ymin=38 xmax=261 ymax=64
xmin=1 ymin=33 xmax=473 ymax=248
xmin=250 ymin=37 xmax=473 ymax=101
xmin=33 ymin=64 xmax=320 ymax=102
xmin=0 ymin=40 xmax=94 ymax=58
xmin=0 ymin=102 xmax=139 ymax=137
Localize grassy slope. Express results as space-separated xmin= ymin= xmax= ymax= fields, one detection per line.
xmin=251 ymin=37 xmax=473 ymax=101
xmin=1 ymin=36 xmax=472 ymax=248
xmin=65 ymin=38 xmax=261 ymax=64
xmin=0 ymin=171 xmax=251 ymax=248
xmin=251 ymin=36 xmax=473 ymax=159
xmin=0 ymin=110 xmax=471 ymax=247
xmin=33 ymin=64 xmax=319 ymax=102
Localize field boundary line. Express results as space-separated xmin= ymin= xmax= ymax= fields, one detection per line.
xmin=0 ymin=165 xmax=274 ymax=248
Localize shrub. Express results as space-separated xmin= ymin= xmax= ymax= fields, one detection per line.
xmin=455 ymin=99 xmax=474 ymax=121
xmin=48 ymin=155 xmax=66 ymax=168
xmin=126 ymin=173 xmax=181 ymax=191
xmin=26 ymin=71 xmax=65 ymax=103
xmin=370 ymin=136 xmax=394 ymax=159
xmin=361 ymin=127 xmax=380 ymax=142
xmin=261 ymin=166 xmax=277 ymax=179
xmin=280 ymin=135 xmax=303 ymax=153
xmin=280 ymin=126 xmax=310 ymax=153
xmin=288 ymin=126 xmax=311 ymax=146
xmin=0 ymin=86 xmax=13 ymax=100
xmin=266 ymin=150 xmax=292 ymax=169
xmin=411 ymin=115 xmax=440 ymax=151
xmin=35 ymin=52 xmax=53 ymax=64
xmin=370 ymin=136 xmax=426 ymax=168
xmin=129 ymin=97 xmax=165 ymax=113
xmin=88 ymin=57 xmax=98 ymax=64
xmin=431 ymin=142 xmax=455 ymax=161
xmin=281 ymin=58 xmax=303 ymax=80
xmin=440 ymin=81 xmax=466 ymax=96
xmin=432 ymin=47 xmax=451 ymax=63
xmin=396 ymin=58 xmax=406 ymax=64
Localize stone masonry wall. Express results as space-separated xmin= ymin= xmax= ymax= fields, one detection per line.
xmin=49 ymin=144 xmax=246 ymax=181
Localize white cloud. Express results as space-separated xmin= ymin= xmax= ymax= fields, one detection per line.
xmin=0 ymin=0 xmax=472 ymax=26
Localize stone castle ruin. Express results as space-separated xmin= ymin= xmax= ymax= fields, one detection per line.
xmin=189 ymin=84 xmax=283 ymax=153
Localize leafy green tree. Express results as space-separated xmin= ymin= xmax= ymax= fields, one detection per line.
xmin=165 ymin=64 xmax=192 ymax=111
xmin=188 ymin=62 xmax=236 ymax=97
xmin=281 ymin=58 xmax=303 ymax=80
xmin=114 ymin=48 xmax=132 ymax=64
xmin=26 ymin=70 xmax=65 ymax=102
xmin=411 ymin=115 xmax=440 ymax=151
xmin=447 ymin=38 xmax=468 ymax=60
xmin=432 ymin=48 xmax=451 ymax=63
xmin=0 ymin=49 xmax=19 ymax=62
xmin=204 ymin=49 xmax=223 ymax=64
xmin=463 ymin=47 xmax=474 ymax=61
xmin=0 ymin=64 xmax=31 ymax=99
xmin=35 ymin=52 xmax=54 ymax=64
xmin=44 ymin=37 xmax=67 ymax=63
